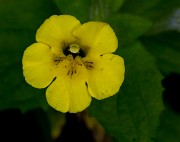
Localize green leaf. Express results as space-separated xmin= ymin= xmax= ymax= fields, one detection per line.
xmin=89 ymin=0 xmax=124 ymax=20
xmin=108 ymin=14 xmax=152 ymax=47
xmin=90 ymin=42 xmax=164 ymax=142
xmin=121 ymin=0 xmax=180 ymax=21
xmin=120 ymin=0 xmax=161 ymax=15
xmin=110 ymin=0 xmax=124 ymax=13
xmin=53 ymin=0 xmax=90 ymax=22
xmin=0 ymin=0 xmax=58 ymax=112
xmin=89 ymin=0 xmax=109 ymax=21
xmin=155 ymin=109 xmax=180 ymax=142
xmin=0 ymin=0 xmax=59 ymax=30
xmin=141 ymin=31 xmax=180 ymax=75
xmin=53 ymin=0 xmax=124 ymax=21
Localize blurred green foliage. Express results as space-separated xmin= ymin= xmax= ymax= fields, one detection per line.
xmin=90 ymin=42 xmax=163 ymax=142
xmin=0 ymin=0 xmax=180 ymax=142
xmin=0 ymin=0 xmax=59 ymax=112
xmin=108 ymin=14 xmax=153 ymax=47
xmin=141 ymin=31 xmax=180 ymax=74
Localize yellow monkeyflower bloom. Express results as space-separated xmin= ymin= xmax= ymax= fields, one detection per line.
xmin=22 ymin=15 xmax=125 ymax=113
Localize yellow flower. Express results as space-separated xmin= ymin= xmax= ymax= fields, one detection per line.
xmin=22 ymin=15 xmax=125 ymax=113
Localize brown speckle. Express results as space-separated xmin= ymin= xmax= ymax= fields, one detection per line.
xmin=71 ymin=71 xmax=73 ymax=76
xmin=85 ymin=82 xmax=88 ymax=88
xmin=67 ymin=70 xmax=70 ymax=76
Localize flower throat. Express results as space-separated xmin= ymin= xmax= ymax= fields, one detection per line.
xmin=63 ymin=43 xmax=85 ymax=58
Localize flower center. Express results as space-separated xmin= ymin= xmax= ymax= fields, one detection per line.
xmin=63 ymin=43 xmax=85 ymax=58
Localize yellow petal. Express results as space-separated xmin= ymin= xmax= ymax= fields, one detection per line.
xmin=86 ymin=54 xmax=125 ymax=99
xmin=22 ymin=43 xmax=55 ymax=88
xmin=46 ymin=57 xmax=91 ymax=113
xmin=73 ymin=21 xmax=118 ymax=55
xmin=36 ymin=15 xmax=81 ymax=53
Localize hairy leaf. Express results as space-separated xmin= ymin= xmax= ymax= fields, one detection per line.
xmin=90 ymin=42 xmax=163 ymax=142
